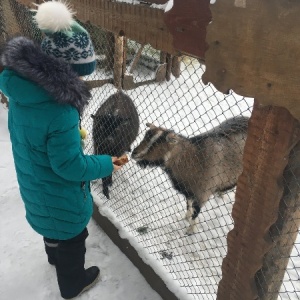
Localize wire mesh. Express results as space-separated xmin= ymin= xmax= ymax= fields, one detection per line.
xmin=1 ymin=1 xmax=300 ymax=299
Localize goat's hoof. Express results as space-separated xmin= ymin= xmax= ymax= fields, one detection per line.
xmin=186 ymin=227 xmax=195 ymax=236
xmin=185 ymin=212 xmax=192 ymax=220
xmin=103 ymin=192 xmax=110 ymax=199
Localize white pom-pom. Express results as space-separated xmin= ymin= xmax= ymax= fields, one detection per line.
xmin=34 ymin=1 xmax=75 ymax=32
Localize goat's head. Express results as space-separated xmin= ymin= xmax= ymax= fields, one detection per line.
xmin=131 ymin=123 xmax=179 ymax=168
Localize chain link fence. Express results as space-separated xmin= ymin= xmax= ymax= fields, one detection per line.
xmin=1 ymin=1 xmax=299 ymax=299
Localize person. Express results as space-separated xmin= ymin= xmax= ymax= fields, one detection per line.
xmin=0 ymin=1 xmax=122 ymax=299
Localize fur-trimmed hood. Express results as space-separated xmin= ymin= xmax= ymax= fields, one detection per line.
xmin=0 ymin=36 xmax=91 ymax=113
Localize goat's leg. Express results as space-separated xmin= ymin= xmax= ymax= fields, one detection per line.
xmin=186 ymin=201 xmax=201 ymax=235
xmin=185 ymin=198 xmax=194 ymax=220
xmin=102 ymin=175 xmax=113 ymax=199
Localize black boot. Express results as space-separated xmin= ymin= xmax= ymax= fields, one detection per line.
xmin=43 ymin=237 xmax=58 ymax=266
xmin=63 ymin=266 xmax=100 ymax=299
xmin=55 ymin=228 xmax=100 ymax=299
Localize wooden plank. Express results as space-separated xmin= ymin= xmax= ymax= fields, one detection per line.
xmin=203 ymin=0 xmax=300 ymax=120
xmin=71 ymin=0 xmax=177 ymax=55
xmin=164 ymin=0 xmax=211 ymax=59
xmin=217 ymin=102 xmax=300 ymax=300
xmin=140 ymin=0 xmax=169 ymax=4
xmin=15 ymin=0 xmax=211 ymax=59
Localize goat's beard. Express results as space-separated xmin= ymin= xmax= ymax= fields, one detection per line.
xmin=136 ymin=159 xmax=165 ymax=168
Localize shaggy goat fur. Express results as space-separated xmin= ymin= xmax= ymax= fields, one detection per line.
xmin=91 ymin=91 xmax=139 ymax=199
xmin=132 ymin=116 xmax=249 ymax=234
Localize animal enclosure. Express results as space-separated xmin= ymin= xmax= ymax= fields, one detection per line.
xmin=1 ymin=0 xmax=300 ymax=299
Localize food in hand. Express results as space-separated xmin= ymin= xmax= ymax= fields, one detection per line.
xmin=114 ymin=154 xmax=129 ymax=166
xmin=79 ymin=128 xmax=88 ymax=140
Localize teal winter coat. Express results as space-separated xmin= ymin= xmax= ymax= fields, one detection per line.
xmin=0 ymin=37 xmax=113 ymax=240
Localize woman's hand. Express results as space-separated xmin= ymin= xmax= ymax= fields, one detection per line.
xmin=112 ymin=157 xmax=122 ymax=172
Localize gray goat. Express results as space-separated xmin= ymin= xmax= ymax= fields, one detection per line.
xmin=91 ymin=91 xmax=139 ymax=199
xmin=132 ymin=116 xmax=249 ymax=234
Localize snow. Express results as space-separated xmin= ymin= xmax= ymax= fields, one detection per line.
xmin=0 ymin=105 xmax=162 ymax=299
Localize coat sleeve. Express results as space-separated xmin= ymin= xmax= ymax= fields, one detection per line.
xmin=47 ymin=108 xmax=113 ymax=181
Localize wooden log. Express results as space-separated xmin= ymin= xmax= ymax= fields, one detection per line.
xmin=113 ymin=34 xmax=124 ymax=90
xmin=255 ymin=138 xmax=300 ymax=299
xmin=217 ymin=102 xmax=300 ymax=300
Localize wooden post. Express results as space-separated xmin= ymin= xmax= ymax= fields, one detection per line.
xmin=122 ymin=37 xmax=127 ymax=76
xmin=113 ymin=34 xmax=124 ymax=90
xmin=160 ymin=51 xmax=167 ymax=64
xmin=129 ymin=44 xmax=144 ymax=74
xmin=255 ymin=139 xmax=300 ymax=299
xmin=105 ymin=31 xmax=115 ymax=72
xmin=171 ymin=56 xmax=181 ymax=78
xmin=217 ymin=101 xmax=300 ymax=300
xmin=166 ymin=53 xmax=172 ymax=81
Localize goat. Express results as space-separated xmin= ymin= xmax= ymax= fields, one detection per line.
xmin=131 ymin=116 xmax=249 ymax=234
xmin=91 ymin=91 xmax=139 ymax=199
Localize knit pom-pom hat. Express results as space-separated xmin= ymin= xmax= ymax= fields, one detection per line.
xmin=34 ymin=0 xmax=96 ymax=76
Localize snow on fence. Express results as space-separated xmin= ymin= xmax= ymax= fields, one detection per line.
xmin=1 ymin=1 xmax=299 ymax=299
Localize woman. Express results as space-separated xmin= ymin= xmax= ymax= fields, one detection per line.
xmin=0 ymin=1 xmax=122 ymax=298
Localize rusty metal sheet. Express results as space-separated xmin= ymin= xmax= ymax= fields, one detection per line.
xmin=202 ymin=0 xmax=300 ymax=120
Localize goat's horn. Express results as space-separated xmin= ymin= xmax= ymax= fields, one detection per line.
xmin=146 ymin=123 xmax=156 ymax=129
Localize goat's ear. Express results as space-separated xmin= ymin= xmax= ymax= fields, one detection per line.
xmin=91 ymin=114 xmax=95 ymax=119
xmin=146 ymin=123 xmax=157 ymax=130
xmin=166 ymin=132 xmax=178 ymax=144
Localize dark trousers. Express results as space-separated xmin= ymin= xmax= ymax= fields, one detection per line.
xmin=43 ymin=228 xmax=89 ymax=298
